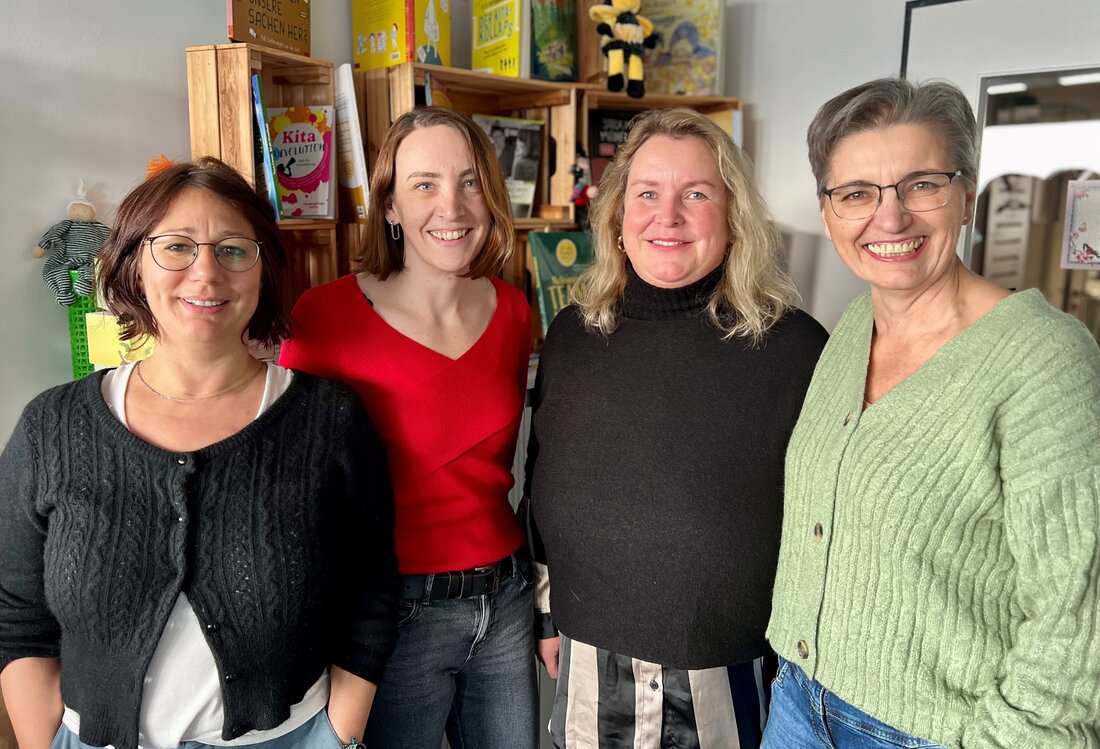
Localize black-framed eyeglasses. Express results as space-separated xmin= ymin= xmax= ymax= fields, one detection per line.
xmin=146 ymin=235 xmax=262 ymax=272
xmin=822 ymin=170 xmax=964 ymax=220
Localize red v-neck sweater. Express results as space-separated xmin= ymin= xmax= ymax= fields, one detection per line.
xmin=281 ymin=274 xmax=530 ymax=574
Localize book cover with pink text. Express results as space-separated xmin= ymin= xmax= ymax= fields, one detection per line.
xmin=267 ymin=105 xmax=336 ymax=219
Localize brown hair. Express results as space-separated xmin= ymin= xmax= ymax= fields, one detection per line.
xmin=807 ymin=77 xmax=979 ymax=196
xmin=575 ymin=108 xmax=798 ymax=342
xmin=361 ymin=107 xmax=515 ymax=279
xmin=97 ymin=157 xmax=290 ymax=347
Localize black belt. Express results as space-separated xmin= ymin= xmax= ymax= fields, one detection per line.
xmin=401 ymin=554 xmax=517 ymax=601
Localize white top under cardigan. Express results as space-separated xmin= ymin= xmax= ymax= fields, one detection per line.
xmin=61 ymin=362 xmax=328 ymax=749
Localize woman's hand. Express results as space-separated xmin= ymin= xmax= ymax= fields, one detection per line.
xmin=537 ymin=636 xmax=561 ymax=679
xmin=327 ymin=665 xmax=377 ymax=744
xmin=1 ymin=657 xmax=63 ymax=749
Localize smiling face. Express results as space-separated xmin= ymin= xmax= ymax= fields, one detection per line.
xmin=621 ymin=135 xmax=729 ymax=289
xmin=140 ymin=188 xmax=261 ymax=348
xmin=385 ymin=124 xmax=491 ymax=279
xmin=822 ymin=123 xmax=974 ymax=297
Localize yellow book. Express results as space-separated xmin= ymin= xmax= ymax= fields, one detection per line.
xmin=352 ymin=0 xmax=451 ymax=71
xmin=471 ymin=0 xmax=529 ymax=77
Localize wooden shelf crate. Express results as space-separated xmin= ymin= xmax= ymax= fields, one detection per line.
xmin=185 ymin=43 xmax=346 ymax=305
xmin=359 ymin=63 xmax=579 ymax=221
xmin=579 ymin=86 xmax=743 ymax=167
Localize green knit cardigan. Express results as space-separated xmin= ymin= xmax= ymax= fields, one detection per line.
xmin=768 ymin=289 xmax=1100 ymax=748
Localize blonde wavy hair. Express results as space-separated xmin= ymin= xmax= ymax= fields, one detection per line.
xmin=574 ymin=108 xmax=798 ymax=342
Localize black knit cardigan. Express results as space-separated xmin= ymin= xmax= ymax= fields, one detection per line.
xmin=0 ymin=371 xmax=398 ymax=749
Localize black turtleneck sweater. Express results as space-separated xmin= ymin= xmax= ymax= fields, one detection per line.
xmin=525 ymin=265 xmax=828 ymax=669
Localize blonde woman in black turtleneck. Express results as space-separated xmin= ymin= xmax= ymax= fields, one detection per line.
xmin=524 ymin=108 xmax=827 ymax=749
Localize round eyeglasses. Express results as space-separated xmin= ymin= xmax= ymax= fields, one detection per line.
xmin=146 ymin=235 xmax=262 ymax=272
xmin=822 ymin=170 xmax=964 ymax=220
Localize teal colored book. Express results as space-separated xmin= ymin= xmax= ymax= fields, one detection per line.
xmin=529 ymin=231 xmax=594 ymax=334
xmin=250 ymin=74 xmax=281 ymax=218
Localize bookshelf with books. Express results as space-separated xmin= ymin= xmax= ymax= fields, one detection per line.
xmin=579 ymin=86 xmax=743 ymax=186
xmin=176 ymin=38 xmax=744 ymax=355
xmin=349 ymin=63 xmax=742 ymax=347
xmin=358 ymin=62 xmax=580 ymax=294
xmin=185 ymin=43 xmax=346 ymax=308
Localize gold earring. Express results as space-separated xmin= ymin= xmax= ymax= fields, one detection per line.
xmin=617 ymin=235 xmax=624 ymax=253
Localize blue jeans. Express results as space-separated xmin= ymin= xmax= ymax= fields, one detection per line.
xmin=761 ymin=659 xmax=947 ymax=749
xmin=365 ymin=555 xmax=539 ymax=749
xmin=50 ymin=709 xmax=342 ymax=749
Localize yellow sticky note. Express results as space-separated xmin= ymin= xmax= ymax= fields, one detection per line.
xmin=86 ymin=311 xmax=155 ymax=366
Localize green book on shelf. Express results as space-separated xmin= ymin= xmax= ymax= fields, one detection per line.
xmin=529 ymin=231 xmax=594 ymax=335
xmin=530 ymin=0 xmax=577 ymax=81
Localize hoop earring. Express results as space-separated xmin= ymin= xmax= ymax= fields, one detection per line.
xmin=616 ymin=235 xmax=624 ymax=253
xmin=389 ymin=222 xmax=402 ymax=241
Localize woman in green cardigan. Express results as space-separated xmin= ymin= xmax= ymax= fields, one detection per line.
xmin=763 ymin=78 xmax=1100 ymax=749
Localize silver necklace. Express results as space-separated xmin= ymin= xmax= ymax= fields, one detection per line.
xmin=136 ymin=360 xmax=264 ymax=402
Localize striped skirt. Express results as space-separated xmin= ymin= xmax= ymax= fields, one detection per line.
xmin=550 ymin=636 xmax=776 ymax=749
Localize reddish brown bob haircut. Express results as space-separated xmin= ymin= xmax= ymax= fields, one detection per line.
xmin=97 ymin=157 xmax=290 ymax=347
xmin=362 ymin=107 xmax=515 ymax=280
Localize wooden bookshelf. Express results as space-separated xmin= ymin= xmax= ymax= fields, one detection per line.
xmin=185 ymin=43 xmax=345 ymax=306
xmin=360 ymin=63 xmax=579 ymax=220
xmin=185 ymin=44 xmax=746 ymax=341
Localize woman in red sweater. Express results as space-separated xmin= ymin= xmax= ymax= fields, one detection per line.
xmin=279 ymin=107 xmax=536 ymax=748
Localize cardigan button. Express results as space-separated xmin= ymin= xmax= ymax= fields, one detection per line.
xmin=813 ymin=523 xmax=824 ymax=541
xmin=205 ymin=622 xmax=220 ymax=633
xmin=224 ymin=672 xmax=239 ymax=683
xmin=176 ymin=457 xmax=187 ymax=465
xmin=797 ymin=640 xmax=810 ymax=659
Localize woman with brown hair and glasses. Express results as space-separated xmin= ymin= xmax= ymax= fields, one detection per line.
xmin=280 ymin=107 xmax=537 ymax=748
xmin=0 ymin=157 xmax=398 ymax=749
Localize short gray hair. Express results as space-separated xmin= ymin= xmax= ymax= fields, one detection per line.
xmin=806 ymin=77 xmax=978 ymax=195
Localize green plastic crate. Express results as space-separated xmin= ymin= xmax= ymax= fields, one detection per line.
xmin=67 ymin=270 xmax=97 ymax=380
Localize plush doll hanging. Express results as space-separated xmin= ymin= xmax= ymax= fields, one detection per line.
xmin=590 ymin=0 xmax=659 ymax=98
xmin=33 ymin=182 xmax=112 ymax=307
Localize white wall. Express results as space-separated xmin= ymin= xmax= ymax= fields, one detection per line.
xmin=723 ymin=0 xmax=915 ymax=330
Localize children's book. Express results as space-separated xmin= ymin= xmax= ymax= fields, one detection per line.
xmin=587 ymin=109 xmax=634 ymax=184
xmin=643 ymin=0 xmax=723 ymax=95
xmin=472 ymin=0 xmax=530 ymax=77
xmin=352 ymin=0 xmax=450 ymax=71
xmin=334 ymin=64 xmax=370 ymax=223
xmin=530 ymin=0 xmax=577 ymax=81
xmin=250 ymin=74 xmax=280 ymax=218
xmin=267 ymin=105 xmax=336 ymax=219
xmin=473 ymin=114 xmax=543 ymax=218
xmin=529 ymin=231 xmax=594 ymax=334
